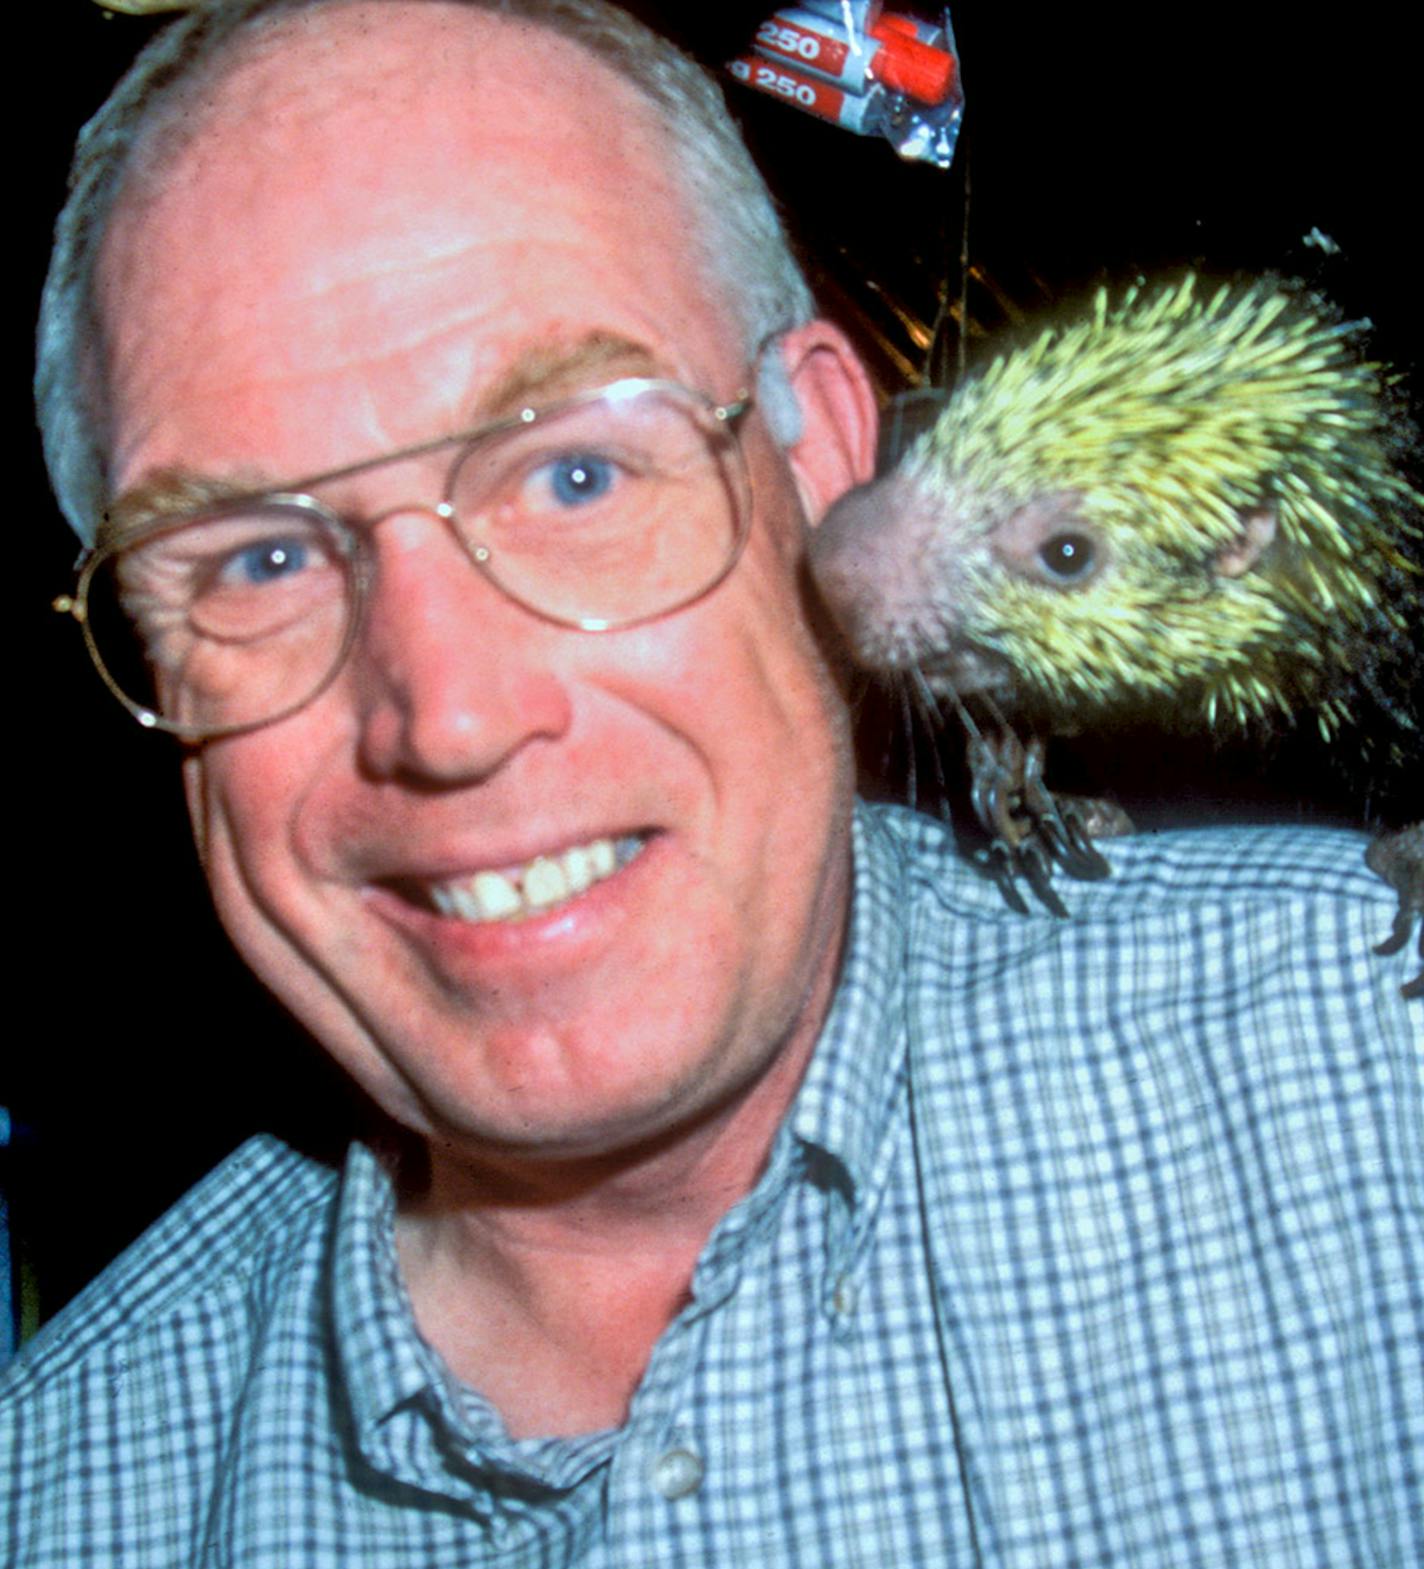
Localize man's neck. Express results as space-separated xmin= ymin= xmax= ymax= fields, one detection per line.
xmin=393 ymin=1018 xmax=822 ymax=1439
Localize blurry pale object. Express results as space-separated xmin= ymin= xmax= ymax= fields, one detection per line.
xmin=95 ymin=1 xmax=194 ymax=14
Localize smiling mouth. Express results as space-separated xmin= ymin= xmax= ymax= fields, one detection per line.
xmin=409 ymin=833 xmax=648 ymax=924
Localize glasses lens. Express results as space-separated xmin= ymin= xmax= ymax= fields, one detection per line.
xmin=83 ymin=500 xmax=357 ymax=736
xmin=446 ymin=382 xmax=749 ymax=628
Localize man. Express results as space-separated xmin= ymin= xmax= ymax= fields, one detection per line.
xmin=4 ymin=2 xmax=1419 ymax=1564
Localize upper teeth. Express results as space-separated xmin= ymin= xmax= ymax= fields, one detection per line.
xmin=428 ymin=835 xmax=641 ymax=923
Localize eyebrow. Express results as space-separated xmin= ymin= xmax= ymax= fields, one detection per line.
xmin=475 ymin=333 xmax=667 ymax=417
xmin=100 ymin=331 xmax=671 ymax=548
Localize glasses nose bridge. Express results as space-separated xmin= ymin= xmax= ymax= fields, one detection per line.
xmin=353 ymin=430 xmax=541 ymax=635
xmin=338 ymin=434 xmax=483 ymax=574
xmin=355 ymin=492 xmax=503 ymax=626
xmin=337 ymin=428 xmax=467 ymax=534
xmin=364 ymin=495 xmax=459 ymax=538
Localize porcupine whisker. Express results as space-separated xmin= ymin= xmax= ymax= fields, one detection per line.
xmin=845 ymin=674 xmax=877 ymax=747
xmin=884 ymin=676 xmax=905 ymax=798
xmin=898 ymin=676 xmax=919 ymax=811
xmin=907 ymin=665 xmax=956 ymax=820
xmin=977 ymin=688 xmax=1016 ymax=737
xmin=911 ymin=667 xmax=1001 ymax=842
xmin=906 ymin=664 xmax=946 ymax=738
xmin=914 ymin=662 xmax=983 ymax=747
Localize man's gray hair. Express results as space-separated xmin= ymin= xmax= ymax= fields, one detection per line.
xmin=37 ymin=0 xmax=815 ymax=543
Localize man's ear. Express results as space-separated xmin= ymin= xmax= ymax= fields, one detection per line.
xmin=764 ymin=320 xmax=879 ymax=525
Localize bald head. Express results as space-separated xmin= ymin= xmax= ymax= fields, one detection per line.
xmin=97 ymin=3 xmax=762 ymax=497
xmin=39 ymin=0 xmax=814 ymax=541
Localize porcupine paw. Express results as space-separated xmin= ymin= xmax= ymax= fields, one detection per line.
xmin=1364 ymin=823 xmax=1423 ymax=1001
xmin=967 ymin=731 xmax=1120 ymax=917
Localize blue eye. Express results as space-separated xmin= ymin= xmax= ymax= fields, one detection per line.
xmin=224 ymin=537 xmax=311 ymax=585
xmin=547 ymin=453 xmax=614 ymax=506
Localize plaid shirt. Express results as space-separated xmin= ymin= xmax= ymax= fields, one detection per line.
xmin=3 ymin=805 xmax=1420 ymax=1567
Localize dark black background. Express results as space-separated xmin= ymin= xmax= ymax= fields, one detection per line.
xmin=11 ymin=4 xmax=1420 ymax=1319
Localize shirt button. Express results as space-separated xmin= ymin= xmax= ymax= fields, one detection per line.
xmin=833 ymin=1275 xmax=859 ymax=1317
xmin=652 ymin=1446 xmax=705 ymax=1499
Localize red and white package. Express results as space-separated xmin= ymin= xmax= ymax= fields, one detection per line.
xmin=728 ymin=3 xmax=962 ymax=167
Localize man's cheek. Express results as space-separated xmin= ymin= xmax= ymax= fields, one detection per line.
xmin=185 ymin=747 xmax=307 ymax=961
xmin=182 ymin=752 xmax=212 ymax=864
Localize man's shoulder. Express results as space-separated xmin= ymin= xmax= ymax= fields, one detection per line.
xmin=2 ymin=1134 xmax=338 ymax=1401
xmin=862 ymin=800 xmax=1397 ymax=922
xmin=858 ymin=801 xmax=1416 ymax=1007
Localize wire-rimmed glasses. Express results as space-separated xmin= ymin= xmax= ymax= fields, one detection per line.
xmin=55 ymin=377 xmax=754 ymax=741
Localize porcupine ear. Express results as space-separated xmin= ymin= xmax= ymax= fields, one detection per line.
xmin=1212 ymin=507 xmax=1278 ymax=579
xmin=771 ymin=321 xmax=879 ymax=526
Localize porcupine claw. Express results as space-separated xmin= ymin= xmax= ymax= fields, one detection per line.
xmin=1058 ymin=809 xmax=1116 ymax=880
xmin=967 ymin=734 xmax=1051 ymax=913
xmin=967 ymin=730 xmax=1112 ymax=915
xmin=1365 ymin=823 xmax=1424 ymax=1000
xmin=1378 ymin=917 xmax=1423 ymax=1002
xmin=964 ymin=746 xmax=1029 ymax=910
xmin=1018 ymin=740 xmax=1114 ymax=882
xmin=1018 ymin=837 xmax=1073 ymax=919
xmin=978 ymin=842 xmax=1034 ymax=917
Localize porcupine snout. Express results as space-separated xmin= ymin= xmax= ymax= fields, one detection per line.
xmin=810 ymin=469 xmax=973 ymax=674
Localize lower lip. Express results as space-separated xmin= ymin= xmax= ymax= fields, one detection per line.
xmin=366 ymin=833 xmax=660 ymax=970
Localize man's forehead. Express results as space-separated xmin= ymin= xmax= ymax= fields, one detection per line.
xmin=102 ymin=1 xmax=710 ymax=344
xmin=95 ymin=5 xmax=742 ymax=506
xmin=126 ymin=3 xmax=659 ymax=208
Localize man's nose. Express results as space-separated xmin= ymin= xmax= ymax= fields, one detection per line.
xmin=350 ymin=509 xmax=574 ymax=782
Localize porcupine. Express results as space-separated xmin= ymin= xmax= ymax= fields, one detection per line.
xmin=809 ymin=274 xmax=1423 ymax=998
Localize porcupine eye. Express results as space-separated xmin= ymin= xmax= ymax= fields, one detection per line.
xmin=1038 ymin=532 xmax=1097 ymax=581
